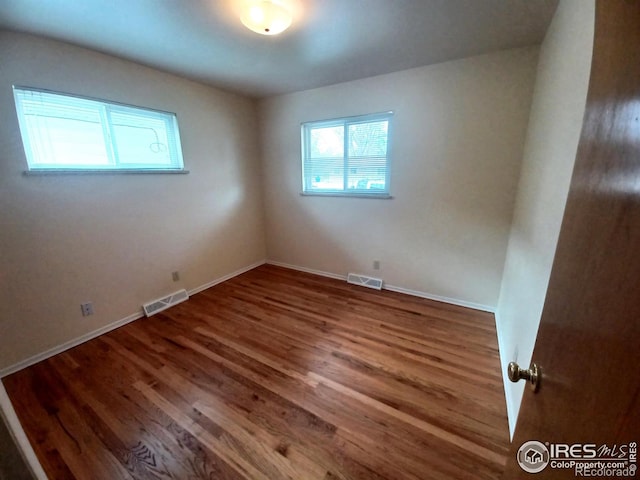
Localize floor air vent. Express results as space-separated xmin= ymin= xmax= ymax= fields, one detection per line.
xmin=347 ymin=273 xmax=383 ymax=290
xmin=143 ymin=289 xmax=189 ymax=317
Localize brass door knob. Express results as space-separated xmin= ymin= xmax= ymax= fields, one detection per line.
xmin=508 ymin=361 xmax=540 ymax=392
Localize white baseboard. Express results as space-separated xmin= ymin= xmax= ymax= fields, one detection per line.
xmin=266 ymin=260 xmax=347 ymax=281
xmin=187 ymin=260 xmax=266 ymax=296
xmin=494 ymin=311 xmax=517 ymax=439
xmin=383 ymin=284 xmax=495 ymax=313
xmin=0 ymin=259 xmax=267 ymax=379
xmin=0 ymin=382 xmax=48 ymax=479
xmin=1 ymin=256 xmax=494 ymax=368
xmin=266 ymin=260 xmax=495 ymax=313
xmin=0 ymin=310 xmax=144 ymax=379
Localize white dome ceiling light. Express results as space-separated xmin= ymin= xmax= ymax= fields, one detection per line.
xmin=240 ymin=1 xmax=292 ymax=36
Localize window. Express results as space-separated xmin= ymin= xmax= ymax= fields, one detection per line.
xmin=301 ymin=112 xmax=392 ymax=196
xmin=13 ymin=87 xmax=185 ymax=172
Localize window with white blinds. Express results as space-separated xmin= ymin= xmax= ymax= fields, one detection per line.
xmin=13 ymin=87 xmax=184 ymax=172
xmin=301 ymin=112 xmax=392 ymax=197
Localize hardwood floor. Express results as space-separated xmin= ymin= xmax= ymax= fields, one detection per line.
xmin=3 ymin=264 xmax=509 ymax=479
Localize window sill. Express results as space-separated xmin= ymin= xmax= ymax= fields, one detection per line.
xmin=23 ymin=169 xmax=190 ymax=176
xmin=300 ymin=192 xmax=393 ymax=199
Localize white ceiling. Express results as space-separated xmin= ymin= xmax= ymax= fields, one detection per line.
xmin=0 ymin=0 xmax=558 ymax=98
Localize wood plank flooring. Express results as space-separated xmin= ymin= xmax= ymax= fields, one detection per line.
xmin=3 ymin=264 xmax=510 ymax=479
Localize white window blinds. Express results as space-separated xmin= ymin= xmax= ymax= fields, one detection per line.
xmin=13 ymin=87 xmax=184 ymax=172
xmin=301 ymin=112 xmax=392 ymax=196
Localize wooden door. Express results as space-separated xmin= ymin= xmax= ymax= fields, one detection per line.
xmin=503 ymin=1 xmax=640 ymax=478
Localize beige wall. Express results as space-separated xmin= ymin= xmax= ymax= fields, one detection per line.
xmin=495 ymin=0 xmax=595 ymax=437
xmin=258 ymin=48 xmax=538 ymax=308
xmin=0 ymin=31 xmax=266 ymax=371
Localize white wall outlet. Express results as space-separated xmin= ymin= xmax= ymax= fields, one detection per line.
xmin=81 ymin=302 xmax=94 ymax=316
xmin=172 ymin=271 xmax=180 ymax=282
xmin=373 ymin=260 xmax=380 ymax=270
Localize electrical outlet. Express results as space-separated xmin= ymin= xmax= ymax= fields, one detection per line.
xmin=373 ymin=260 xmax=380 ymax=270
xmin=81 ymin=302 xmax=94 ymax=316
xmin=172 ymin=271 xmax=180 ymax=282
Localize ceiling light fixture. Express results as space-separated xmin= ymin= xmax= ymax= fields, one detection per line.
xmin=240 ymin=1 xmax=292 ymax=36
